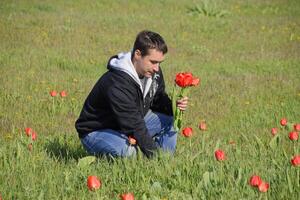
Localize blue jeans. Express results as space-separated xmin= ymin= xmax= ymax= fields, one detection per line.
xmin=80 ymin=110 xmax=177 ymax=157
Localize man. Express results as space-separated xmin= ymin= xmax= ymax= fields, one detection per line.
xmin=75 ymin=30 xmax=188 ymax=158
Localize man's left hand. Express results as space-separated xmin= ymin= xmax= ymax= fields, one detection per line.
xmin=176 ymin=96 xmax=189 ymax=111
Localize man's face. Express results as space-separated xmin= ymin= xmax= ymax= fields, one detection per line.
xmin=134 ymin=49 xmax=165 ymax=78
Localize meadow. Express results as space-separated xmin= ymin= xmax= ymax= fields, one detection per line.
xmin=0 ymin=0 xmax=300 ymax=199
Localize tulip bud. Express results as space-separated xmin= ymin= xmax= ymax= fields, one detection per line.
xmin=28 ymin=143 xmax=33 ymax=151
xmin=271 ymin=128 xmax=277 ymax=136
xmin=25 ymin=127 xmax=32 ymax=137
xmin=280 ymin=118 xmax=287 ymax=126
xmin=120 ymin=193 xmax=135 ymax=200
xmin=50 ymin=90 xmax=57 ymax=97
xmin=199 ymin=121 xmax=207 ymax=131
xmin=60 ymin=90 xmax=67 ymax=97
xmin=291 ymin=155 xmax=300 ymax=167
xmin=182 ymin=127 xmax=193 ymax=137
xmin=191 ymin=78 xmax=200 ymax=86
xmin=214 ymin=149 xmax=226 ymax=161
xmin=294 ymin=124 xmax=300 ymax=132
xmin=289 ymin=131 xmax=298 ymax=141
xmin=258 ymin=181 xmax=269 ymax=192
xmin=87 ymin=176 xmax=101 ymax=191
xmin=249 ymin=175 xmax=262 ymax=187
xmin=31 ymin=131 xmax=37 ymax=141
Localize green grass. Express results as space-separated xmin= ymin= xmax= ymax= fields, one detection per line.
xmin=0 ymin=0 xmax=300 ymax=199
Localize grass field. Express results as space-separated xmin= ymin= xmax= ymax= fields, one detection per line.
xmin=0 ymin=0 xmax=300 ymax=199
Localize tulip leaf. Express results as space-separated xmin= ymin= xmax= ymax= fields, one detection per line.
xmin=177 ymin=146 xmax=185 ymax=155
xmin=286 ymin=168 xmax=293 ymax=193
xmin=141 ymin=193 xmax=148 ymax=200
xmin=235 ymin=168 xmax=242 ymax=186
xmin=77 ymin=156 xmax=96 ymax=168
xmin=173 ymin=108 xmax=181 ymax=131
xmin=16 ymin=143 xmax=21 ymax=159
xmin=240 ymin=132 xmax=249 ymax=142
xmin=171 ymin=86 xmax=177 ymax=117
xmin=286 ymin=122 xmax=294 ymax=132
xmin=272 ymin=159 xmax=282 ymax=170
xmin=38 ymin=190 xmax=44 ymax=200
xmin=151 ymin=197 xmax=160 ymax=200
xmin=254 ymin=135 xmax=265 ymax=149
xmin=214 ymin=139 xmax=220 ymax=151
xmin=190 ymin=151 xmax=202 ymax=162
xmin=178 ymin=117 xmax=182 ymax=130
xmin=297 ymin=170 xmax=300 ymax=188
xmin=201 ymin=135 xmax=206 ymax=150
xmin=269 ymin=134 xmax=280 ymax=150
xmin=151 ymin=181 xmax=162 ymax=191
xmin=202 ymin=171 xmax=210 ymax=188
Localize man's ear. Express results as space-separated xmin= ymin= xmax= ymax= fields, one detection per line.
xmin=134 ymin=49 xmax=142 ymax=58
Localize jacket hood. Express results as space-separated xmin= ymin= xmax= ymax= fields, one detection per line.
xmin=108 ymin=51 xmax=152 ymax=98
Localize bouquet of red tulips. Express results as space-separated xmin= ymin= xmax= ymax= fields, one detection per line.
xmin=172 ymin=72 xmax=200 ymax=131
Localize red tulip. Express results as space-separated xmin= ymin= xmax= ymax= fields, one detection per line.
xmin=60 ymin=90 xmax=67 ymax=97
xmin=199 ymin=121 xmax=207 ymax=131
xmin=128 ymin=136 xmax=136 ymax=145
xmin=50 ymin=90 xmax=57 ymax=97
xmin=87 ymin=176 xmax=101 ymax=191
xmin=28 ymin=143 xmax=33 ymax=151
xmin=214 ymin=149 xmax=226 ymax=161
xmin=280 ymin=118 xmax=287 ymax=126
xmin=291 ymin=155 xmax=300 ymax=167
xmin=294 ymin=123 xmax=300 ymax=132
xmin=271 ymin=128 xmax=277 ymax=136
xmin=31 ymin=131 xmax=37 ymax=141
xmin=120 ymin=193 xmax=134 ymax=200
xmin=182 ymin=127 xmax=193 ymax=137
xmin=289 ymin=131 xmax=298 ymax=141
xmin=25 ymin=127 xmax=33 ymax=137
xmin=249 ymin=175 xmax=262 ymax=187
xmin=175 ymin=72 xmax=193 ymax=87
xmin=258 ymin=181 xmax=269 ymax=193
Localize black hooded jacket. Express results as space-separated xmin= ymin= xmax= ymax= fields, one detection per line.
xmin=75 ymin=52 xmax=173 ymax=157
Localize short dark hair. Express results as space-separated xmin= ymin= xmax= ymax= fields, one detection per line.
xmin=133 ymin=30 xmax=168 ymax=57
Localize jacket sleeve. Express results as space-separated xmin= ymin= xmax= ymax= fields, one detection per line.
xmin=150 ymin=70 xmax=173 ymax=116
xmin=107 ymin=84 xmax=157 ymax=158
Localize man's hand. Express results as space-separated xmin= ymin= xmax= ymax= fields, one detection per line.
xmin=176 ymin=96 xmax=189 ymax=111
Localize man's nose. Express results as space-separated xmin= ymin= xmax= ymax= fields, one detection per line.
xmin=153 ymin=64 xmax=159 ymax=72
